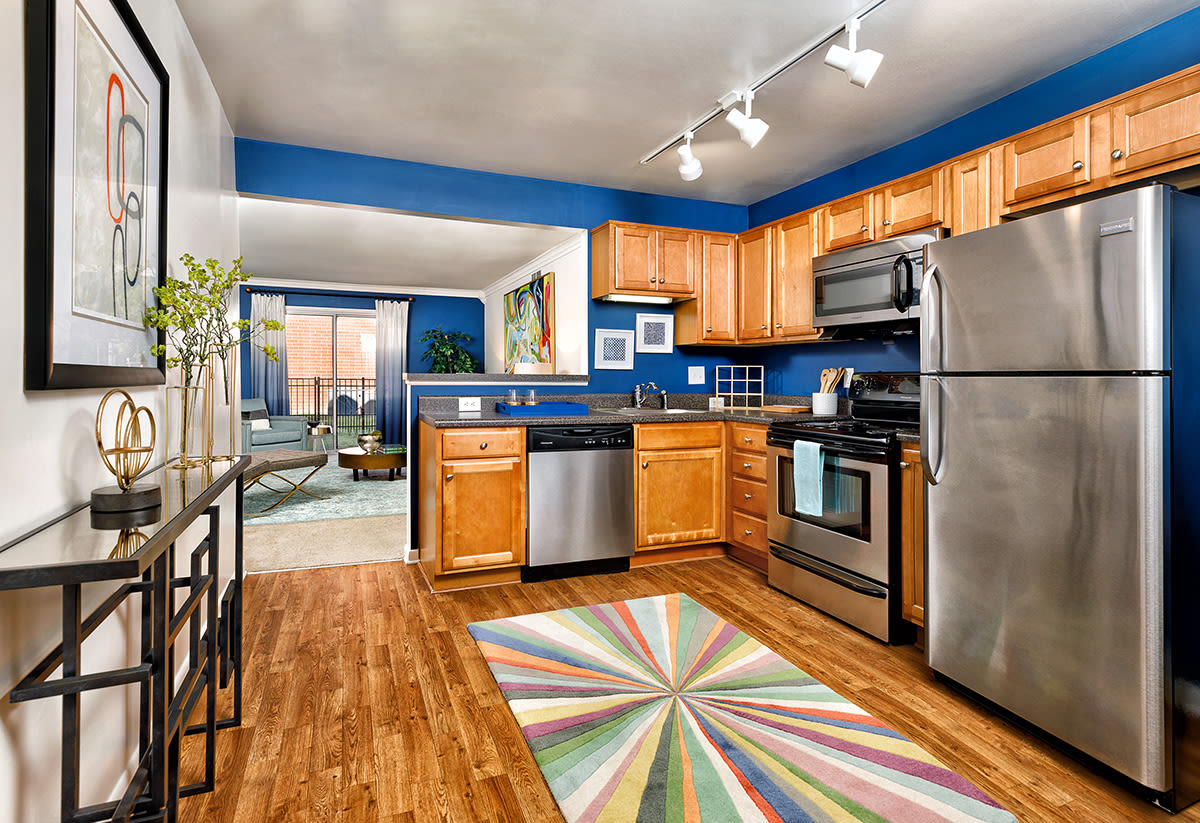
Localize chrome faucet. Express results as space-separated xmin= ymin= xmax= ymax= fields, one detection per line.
xmin=633 ymin=382 xmax=668 ymax=409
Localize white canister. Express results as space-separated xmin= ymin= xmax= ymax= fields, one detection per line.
xmin=811 ymin=392 xmax=838 ymax=416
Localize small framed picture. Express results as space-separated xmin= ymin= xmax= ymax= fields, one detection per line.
xmin=636 ymin=313 xmax=674 ymax=354
xmin=594 ymin=329 xmax=634 ymax=370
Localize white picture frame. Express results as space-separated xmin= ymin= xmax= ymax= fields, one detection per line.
xmin=636 ymin=313 xmax=674 ymax=354
xmin=594 ymin=329 xmax=634 ymax=370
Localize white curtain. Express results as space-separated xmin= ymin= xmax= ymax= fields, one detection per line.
xmin=376 ymin=300 xmax=409 ymax=444
xmin=250 ymin=293 xmax=289 ymax=414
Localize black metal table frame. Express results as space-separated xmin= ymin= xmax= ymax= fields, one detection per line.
xmin=3 ymin=460 xmax=246 ymax=823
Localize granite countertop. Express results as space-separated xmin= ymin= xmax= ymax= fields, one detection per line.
xmin=418 ymin=406 xmax=835 ymax=428
xmin=897 ymin=431 xmax=921 ymax=444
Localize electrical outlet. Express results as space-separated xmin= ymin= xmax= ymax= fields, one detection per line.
xmin=688 ymin=365 xmax=705 ymax=385
xmin=458 ymin=396 xmax=481 ymax=412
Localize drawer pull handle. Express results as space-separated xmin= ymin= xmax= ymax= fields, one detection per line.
xmin=743 ymin=463 xmax=751 ymax=469
xmin=744 ymin=493 xmax=753 ymax=499
xmin=480 ymin=442 xmax=488 ymax=449
xmin=642 ymin=462 xmax=649 ymax=469
xmin=1072 ymin=160 xmax=1084 ymax=170
xmin=445 ymin=474 xmax=454 ymax=481
xmin=744 ymin=529 xmax=754 ymax=535
xmin=743 ymin=436 xmax=752 ymax=443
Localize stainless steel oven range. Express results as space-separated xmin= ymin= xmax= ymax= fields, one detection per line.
xmin=766 ymin=372 xmax=919 ymax=643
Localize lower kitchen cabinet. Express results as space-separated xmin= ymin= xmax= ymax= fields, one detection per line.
xmin=635 ymin=423 xmax=724 ymax=550
xmin=899 ymin=442 xmax=925 ymax=627
xmin=418 ymin=421 xmax=526 ymax=590
xmin=727 ymin=422 xmax=768 ymax=571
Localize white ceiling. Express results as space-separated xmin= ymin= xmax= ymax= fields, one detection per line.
xmin=180 ymin=0 xmax=1197 ymax=205
xmin=237 ymin=197 xmax=579 ymax=292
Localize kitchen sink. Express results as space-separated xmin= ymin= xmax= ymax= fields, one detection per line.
xmin=595 ymin=407 xmax=706 ymax=416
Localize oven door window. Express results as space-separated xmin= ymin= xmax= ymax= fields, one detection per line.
xmin=778 ymin=452 xmax=872 ymax=541
xmin=814 ymin=258 xmax=920 ymax=319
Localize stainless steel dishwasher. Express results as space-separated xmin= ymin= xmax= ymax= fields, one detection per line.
xmin=524 ymin=424 xmax=635 ymax=580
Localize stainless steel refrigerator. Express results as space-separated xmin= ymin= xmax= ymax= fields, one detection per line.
xmin=921 ymin=183 xmax=1200 ymax=811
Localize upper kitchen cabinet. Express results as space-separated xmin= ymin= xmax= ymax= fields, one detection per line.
xmin=675 ymin=232 xmax=737 ymax=345
xmin=737 ymin=225 xmax=773 ymax=341
xmin=1108 ymin=71 xmax=1200 ymax=178
xmin=772 ymin=213 xmax=823 ymax=339
xmin=1001 ymin=115 xmax=1091 ymax=207
xmin=591 ymin=221 xmax=695 ymax=300
xmin=946 ymin=150 xmax=999 ymax=235
xmin=879 ymin=168 xmax=945 ymax=237
xmin=817 ymin=192 xmax=875 ymax=252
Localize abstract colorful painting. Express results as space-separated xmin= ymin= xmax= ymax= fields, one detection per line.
xmin=470 ymin=593 xmax=1018 ymax=823
xmin=503 ymin=271 xmax=555 ymax=372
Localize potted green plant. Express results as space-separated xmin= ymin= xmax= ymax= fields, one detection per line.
xmin=144 ymin=254 xmax=283 ymax=464
xmin=419 ymin=326 xmax=480 ymax=373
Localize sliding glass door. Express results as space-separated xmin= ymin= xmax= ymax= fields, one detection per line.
xmin=285 ymin=309 xmax=377 ymax=448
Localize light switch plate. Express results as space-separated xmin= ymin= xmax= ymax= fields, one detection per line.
xmin=458 ymin=396 xmax=481 ymax=412
xmin=688 ymin=365 xmax=705 ymax=385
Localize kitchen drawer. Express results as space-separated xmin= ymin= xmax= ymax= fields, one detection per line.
xmin=638 ymin=422 xmax=723 ymax=450
xmin=731 ymin=449 xmax=766 ymax=482
xmin=729 ymin=423 xmax=767 ymax=454
xmin=441 ymin=428 xmax=523 ymax=459
xmin=731 ymin=476 xmax=767 ymax=518
xmin=730 ymin=510 xmax=768 ymax=553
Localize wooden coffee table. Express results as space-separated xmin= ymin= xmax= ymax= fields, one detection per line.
xmin=337 ymin=445 xmax=407 ymax=481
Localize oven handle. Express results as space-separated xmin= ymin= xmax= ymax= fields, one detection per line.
xmin=770 ymin=546 xmax=887 ymax=599
xmin=765 ymin=437 xmax=889 ymax=461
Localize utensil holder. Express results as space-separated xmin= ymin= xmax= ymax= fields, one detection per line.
xmin=812 ymin=392 xmax=838 ymax=416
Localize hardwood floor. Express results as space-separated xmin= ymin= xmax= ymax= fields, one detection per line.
xmin=180 ymin=558 xmax=1194 ymax=822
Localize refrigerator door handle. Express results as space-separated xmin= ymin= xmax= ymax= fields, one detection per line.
xmin=921 ymin=263 xmax=944 ymax=372
xmin=921 ymin=375 xmax=944 ymax=486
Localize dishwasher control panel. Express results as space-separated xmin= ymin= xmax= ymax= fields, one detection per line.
xmin=527 ymin=425 xmax=634 ymax=452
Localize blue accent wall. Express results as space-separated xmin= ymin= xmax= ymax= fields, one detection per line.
xmin=749 ymin=7 xmax=1200 ymax=226
xmin=237 ymin=285 xmax=485 ymax=397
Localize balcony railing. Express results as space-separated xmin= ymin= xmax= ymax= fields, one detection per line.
xmin=287 ymin=377 xmax=377 ymax=448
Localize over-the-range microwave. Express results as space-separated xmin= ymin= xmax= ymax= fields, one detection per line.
xmin=812 ymin=228 xmax=947 ymax=338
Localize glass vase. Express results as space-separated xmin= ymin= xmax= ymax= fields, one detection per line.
xmin=203 ymin=347 xmax=239 ymax=462
xmin=167 ymin=383 xmax=206 ymax=470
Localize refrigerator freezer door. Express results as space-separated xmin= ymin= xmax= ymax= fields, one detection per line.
xmin=922 ymin=185 xmax=1167 ymax=374
xmin=924 ymin=374 xmax=1168 ymax=790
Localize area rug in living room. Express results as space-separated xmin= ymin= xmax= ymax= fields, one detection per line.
xmin=243 ymin=465 xmax=407 ymax=525
xmin=469 ymin=593 xmax=1017 ymax=823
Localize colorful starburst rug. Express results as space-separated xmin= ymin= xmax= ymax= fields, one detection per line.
xmin=468 ymin=593 xmax=1017 ymax=823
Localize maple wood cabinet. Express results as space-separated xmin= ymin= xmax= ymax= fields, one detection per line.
xmin=817 ymin=192 xmax=876 ymax=252
xmin=1109 ymin=72 xmax=1200 ymax=177
xmin=879 ymin=168 xmax=946 ymax=237
xmin=946 ymin=150 xmax=999 ymax=235
xmin=591 ymin=221 xmax=696 ymax=299
xmin=726 ymin=422 xmax=768 ymax=571
xmin=1002 ymin=115 xmax=1092 ymax=207
xmin=635 ymin=423 xmax=724 ymax=550
xmin=735 ymin=215 xmax=823 ymax=344
xmin=418 ymin=422 xmax=526 ymax=591
xmin=674 ymin=232 xmax=737 ymax=345
xmin=899 ymin=443 xmax=925 ymax=627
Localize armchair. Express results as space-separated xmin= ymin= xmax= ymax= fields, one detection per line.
xmin=240 ymin=398 xmax=309 ymax=453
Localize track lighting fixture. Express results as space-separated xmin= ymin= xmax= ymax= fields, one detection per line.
xmin=824 ymin=17 xmax=883 ymax=88
xmin=676 ymin=132 xmax=703 ymax=181
xmin=723 ymin=90 xmax=769 ymax=149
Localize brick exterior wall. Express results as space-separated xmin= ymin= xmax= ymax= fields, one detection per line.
xmin=285 ymin=314 xmax=377 ymax=415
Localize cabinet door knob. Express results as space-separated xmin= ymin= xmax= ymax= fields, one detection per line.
xmin=1072 ymin=160 xmax=1084 ymax=170
xmin=445 ymin=473 xmax=454 ymax=481
xmin=775 ymin=323 xmax=782 ymax=328
xmin=1111 ymin=149 xmax=1124 ymax=160
xmin=744 ymin=529 xmax=754 ymax=535
xmin=899 ymin=461 xmax=910 ymax=469
xmin=882 ymin=219 xmax=892 ymax=226
xmin=761 ymin=324 xmax=768 ymax=329
xmin=744 ymin=492 xmax=753 ymax=499
xmin=480 ymin=442 xmax=488 ymax=449
xmin=642 ymin=461 xmax=649 ymax=469
xmin=705 ymin=327 xmax=713 ymax=332
xmin=860 ymin=225 xmax=869 ymax=232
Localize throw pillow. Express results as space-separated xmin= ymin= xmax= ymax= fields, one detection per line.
xmin=242 ymin=408 xmax=268 ymax=422
xmin=250 ymin=419 xmax=271 ymax=431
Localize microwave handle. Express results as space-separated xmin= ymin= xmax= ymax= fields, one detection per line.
xmin=892 ymin=255 xmax=914 ymax=311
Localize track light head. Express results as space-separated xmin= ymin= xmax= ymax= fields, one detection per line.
xmin=676 ymin=134 xmax=703 ymax=181
xmin=725 ymin=107 xmax=769 ymax=148
xmin=824 ymin=17 xmax=883 ymax=88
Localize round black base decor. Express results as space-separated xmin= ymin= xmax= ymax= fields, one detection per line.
xmin=90 ymin=504 xmax=163 ymax=531
xmin=90 ymin=483 xmax=162 ymax=512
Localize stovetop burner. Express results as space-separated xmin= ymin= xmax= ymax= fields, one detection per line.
xmin=768 ymin=371 xmax=920 ymax=449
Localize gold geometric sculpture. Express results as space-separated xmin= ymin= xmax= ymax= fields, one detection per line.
xmin=109 ymin=528 xmax=150 ymax=559
xmin=95 ymin=389 xmax=156 ymax=490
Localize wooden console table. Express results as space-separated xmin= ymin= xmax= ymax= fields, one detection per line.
xmin=0 ymin=457 xmax=248 ymax=823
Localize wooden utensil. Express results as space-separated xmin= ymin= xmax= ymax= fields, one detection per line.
xmin=820 ymin=368 xmax=836 ymax=393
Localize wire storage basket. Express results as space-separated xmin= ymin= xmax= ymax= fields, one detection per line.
xmin=715 ymin=365 xmax=764 ymax=409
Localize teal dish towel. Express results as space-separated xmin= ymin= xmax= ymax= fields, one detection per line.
xmin=792 ymin=440 xmax=824 ymax=517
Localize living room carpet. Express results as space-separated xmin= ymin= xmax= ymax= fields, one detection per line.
xmin=243 ymin=464 xmax=407 ymax=525
xmin=468 ymin=593 xmax=1017 ymax=823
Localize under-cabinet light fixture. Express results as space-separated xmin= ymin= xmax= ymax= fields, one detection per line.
xmin=824 ymin=16 xmax=883 ymax=88
xmin=676 ymin=131 xmax=703 ymax=181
